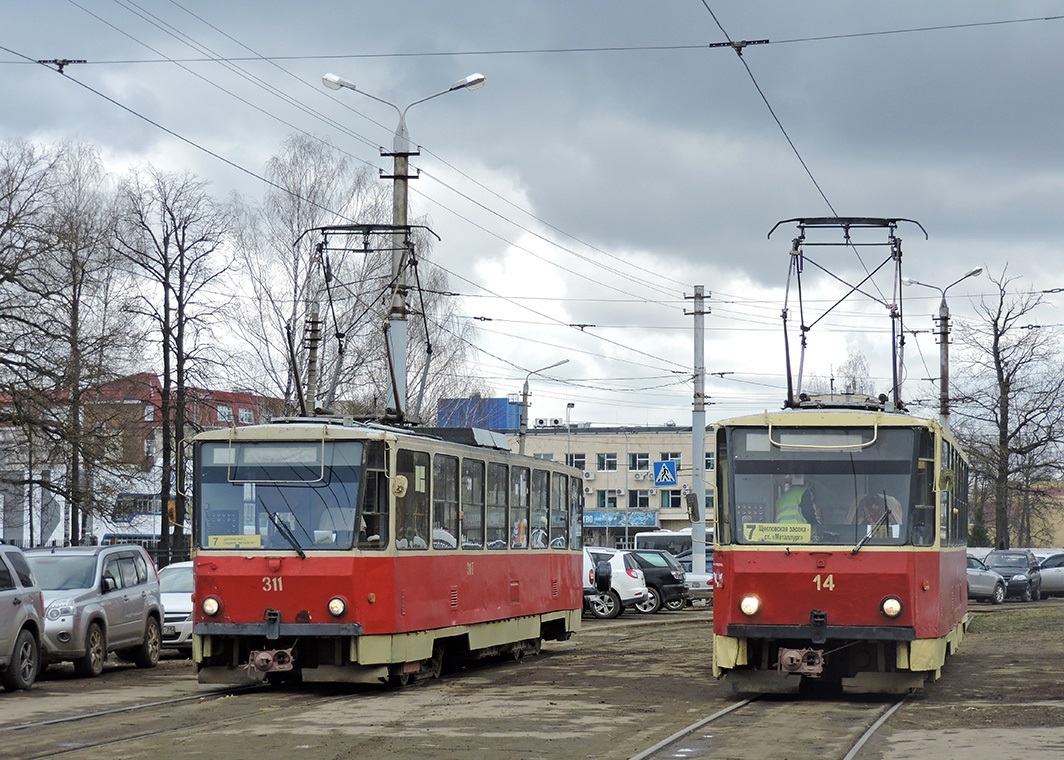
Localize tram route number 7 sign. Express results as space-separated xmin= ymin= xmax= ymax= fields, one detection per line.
xmin=653 ymin=460 xmax=677 ymax=487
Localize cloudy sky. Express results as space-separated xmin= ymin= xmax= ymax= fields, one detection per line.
xmin=3 ymin=2 xmax=1063 ymax=427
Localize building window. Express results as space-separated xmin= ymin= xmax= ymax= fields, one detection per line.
xmin=596 ymin=453 xmax=618 ymax=472
xmin=628 ymin=452 xmax=649 ymax=471
xmin=144 ymin=438 xmax=155 ymax=458
xmin=629 ymin=490 xmax=650 ymax=509
xmin=143 ymin=404 xmax=154 ymax=421
xmin=659 ymin=489 xmax=683 ymax=510
xmin=217 ymin=405 xmax=233 ymax=423
xmin=596 ymin=490 xmax=619 ymax=509
xmin=566 ymin=453 xmax=586 ymax=470
xmin=238 ymin=408 xmax=254 ymax=424
xmin=705 ymin=490 xmax=715 ymax=511
xmin=705 ymin=451 xmax=715 ymax=471
xmin=660 ymin=452 xmax=682 ymax=466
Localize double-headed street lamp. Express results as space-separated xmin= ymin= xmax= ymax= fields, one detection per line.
xmin=902 ymin=267 xmax=983 ymax=423
xmin=518 ymin=359 xmax=569 ymax=455
xmin=322 ymin=72 xmax=485 ymax=419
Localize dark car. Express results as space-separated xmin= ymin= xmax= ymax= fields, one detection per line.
xmin=984 ymin=549 xmax=1042 ymax=602
xmin=1 ymin=543 xmax=44 ymax=691
xmin=628 ymin=549 xmax=687 ymax=614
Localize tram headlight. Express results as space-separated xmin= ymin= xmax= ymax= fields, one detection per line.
xmin=201 ymin=596 xmax=221 ymax=617
xmin=327 ymin=597 xmax=347 ymax=617
xmin=881 ymin=595 xmax=903 ymax=619
xmin=739 ymin=594 xmax=761 ymax=617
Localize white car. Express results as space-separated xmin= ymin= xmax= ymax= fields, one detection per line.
xmin=158 ymin=561 xmax=194 ymax=652
xmin=583 ymin=547 xmax=648 ymax=619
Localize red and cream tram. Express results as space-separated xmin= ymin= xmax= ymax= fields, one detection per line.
xmin=712 ymin=403 xmax=970 ymax=693
xmin=190 ymin=420 xmax=583 ymax=685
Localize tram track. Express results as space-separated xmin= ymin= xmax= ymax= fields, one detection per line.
xmin=628 ymin=693 xmax=908 ymax=760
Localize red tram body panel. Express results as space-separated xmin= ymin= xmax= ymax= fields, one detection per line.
xmin=712 ymin=408 xmax=971 ymax=694
xmin=190 ymin=420 xmax=584 ymax=685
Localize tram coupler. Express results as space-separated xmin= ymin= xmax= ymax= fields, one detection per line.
xmin=247 ymin=647 xmax=295 ymax=674
xmin=778 ymin=647 xmax=824 ymax=676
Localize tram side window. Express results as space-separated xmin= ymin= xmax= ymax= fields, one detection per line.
xmin=486 ymin=462 xmax=509 ymax=550
xmin=530 ymin=469 xmax=550 ymax=549
xmin=359 ymin=442 xmax=388 ymax=549
xmin=461 ymin=459 xmax=485 ymax=549
xmin=432 ymin=454 xmax=459 ymax=549
xmin=396 ymin=449 xmax=430 ymax=550
xmin=550 ymin=472 xmax=569 ymax=549
xmin=569 ymin=477 xmax=583 ymax=550
xmin=911 ymin=431 xmax=935 ymax=546
xmin=715 ymin=431 xmax=732 ymax=544
xmin=511 ymin=466 xmax=530 ymax=549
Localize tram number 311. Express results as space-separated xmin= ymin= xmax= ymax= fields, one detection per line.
xmin=262 ymin=576 xmax=284 ymax=592
xmin=813 ymin=574 xmax=835 ymax=591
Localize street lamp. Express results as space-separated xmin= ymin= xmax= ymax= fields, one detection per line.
xmin=518 ymin=359 xmax=569 ymax=455
xmin=322 ymin=72 xmax=485 ymax=419
xmin=903 ymin=267 xmax=983 ymax=422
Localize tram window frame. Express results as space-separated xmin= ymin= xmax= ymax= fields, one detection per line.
xmin=550 ymin=472 xmax=569 ymax=549
xmin=530 ymin=469 xmax=550 ymax=548
xmin=510 ymin=466 xmax=531 ymax=549
xmin=359 ymin=441 xmax=388 ymax=549
xmin=432 ymin=454 xmax=460 ymax=550
xmin=461 ymin=459 xmax=486 ymax=550
xmin=395 ymin=449 xmax=430 ymax=550
xmin=716 ymin=429 xmax=732 ymax=544
xmin=486 ymin=462 xmax=509 ymax=550
xmin=569 ymin=476 xmax=583 ymax=550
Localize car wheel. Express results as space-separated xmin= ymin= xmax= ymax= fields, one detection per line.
xmin=73 ymin=622 xmax=106 ymax=678
xmin=663 ymin=598 xmax=685 ymax=612
xmin=635 ymin=587 xmax=662 ymax=614
xmin=1021 ymin=585 xmax=1033 ymax=603
xmin=991 ymin=583 xmax=1005 ymax=605
xmin=1033 ymin=585 xmax=1042 ymax=601
xmin=589 ymin=590 xmax=623 ymax=619
xmin=1 ymin=629 xmax=39 ymax=691
xmin=132 ymin=617 xmax=161 ymax=668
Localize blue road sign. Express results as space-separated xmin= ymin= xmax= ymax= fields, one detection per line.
xmin=653 ymin=460 xmax=677 ymax=487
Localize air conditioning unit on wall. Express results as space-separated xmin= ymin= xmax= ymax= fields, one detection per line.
xmin=534 ymin=417 xmax=547 ymax=427
xmin=583 ymin=486 xmax=594 ymax=495
xmin=583 ymin=470 xmax=595 ymax=481
xmin=649 ymin=488 xmax=657 ymax=495
xmin=633 ymin=472 xmax=646 ymax=481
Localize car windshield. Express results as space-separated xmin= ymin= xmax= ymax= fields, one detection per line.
xmin=159 ymin=565 xmax=193 ymax=593
xmin=987 ymin=554 xmax=1027 ymax=569
xmin=26 ymin=555 xmax=97 ymax=590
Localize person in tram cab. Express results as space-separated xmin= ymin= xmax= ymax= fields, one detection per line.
xmin=845 ymin=492 xmax=903 ymax=538
xmin=775 ymin=484 xmax=820 ymax=528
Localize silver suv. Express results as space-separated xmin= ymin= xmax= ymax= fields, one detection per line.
xmin=1 ymin=543 xmax=44 ymax=690
xmin=25 ymin=545 xmax=163 ymax=677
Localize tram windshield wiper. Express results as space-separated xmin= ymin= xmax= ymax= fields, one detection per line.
xmin=851 ymin=502 xmax=891 ymax=556
xmin=264 ymin=505 xmax=306 ymax=559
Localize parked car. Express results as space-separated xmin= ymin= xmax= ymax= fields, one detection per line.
xmin=1039 ymin=553 xmax=1064 ymax=598
xmin=675 ymin=550 xmax=714 ymax=608
xmin=583 ymin=547 xmax=648 ymax=620
xmin=983 ymin=549 xmax=1043 ymax=602
xmin=25 ymin=545 xmax=163 ymax=677
xmin=158 ymin=561 xmax=193 ymax=652
xmin=966 ymin=555 xmax=1006 ymax=605
xmin=628 ymin=549 xmax=687 ymax=614
xmin=1 ymin=543 xmax=44 ymax=691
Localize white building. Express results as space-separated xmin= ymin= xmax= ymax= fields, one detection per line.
xmin=509 ymin=423 xmax=715 ymax=549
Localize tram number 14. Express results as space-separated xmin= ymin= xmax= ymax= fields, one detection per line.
xmin=813 ymin=574 xmax=835 ymax=591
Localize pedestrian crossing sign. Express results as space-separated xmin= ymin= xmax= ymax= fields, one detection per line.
xmin=653 ymin=460 xmax=677 ymax=487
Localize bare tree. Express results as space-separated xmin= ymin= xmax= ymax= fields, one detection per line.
xmin=952 ymin=269 xmax=1064 ymax=548
xmin=114 ymin=166 xmax=230 ymax=563
xmin=228 ymin=133 xmax=486 ymax=422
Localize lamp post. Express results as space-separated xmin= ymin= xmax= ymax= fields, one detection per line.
xmin=518 ymin=359 xmax=569 ymax=455
xmin=322 ymin=72 xmax=485 ymax=419
xmin=902 ymin=267 xmax=983 ymax=423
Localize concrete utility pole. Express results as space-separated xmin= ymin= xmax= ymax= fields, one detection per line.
xmin=519 ymin=359 xmax=569 ymax=455
xmin=322 ymin=72 xmax=485 ymax=419
xmin=689 ymin=286 xmax=709 ymax=575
